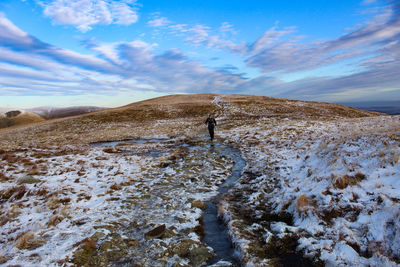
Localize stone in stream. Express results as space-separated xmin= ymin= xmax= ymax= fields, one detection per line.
xmin=145 ymin=224 xmax=166 ymax=239
xmin=189 ymin=246 xmax=214 ymax=266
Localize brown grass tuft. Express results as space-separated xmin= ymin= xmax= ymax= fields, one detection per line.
xmin=296 ymin=194 xmax=312 ymax=213
xmin=334 ymin=173 xmax=366 ymax=189
xmin=0 ymin=215 xmax=10 ymax=226
xmin=73 ymin=237 xmax=97 ymax=250
xmin=47 ymin=196 xmax=60 ymax=210
xmin=0 ymin=172 xmax=9 ymax=182
xmin=15 ymin=231 xmax=46 ymax=250
xmin=0 ymin=185 xmax=27 ymax=201
xmin=47 ymin=215 xmax=64 ymax=227
xmin=0 ymin=254 xmax=8 ymax=264
xmin=109 ymin=183 xmax=121 ymax=191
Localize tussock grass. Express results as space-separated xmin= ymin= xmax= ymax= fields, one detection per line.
xmin=0 ymin=185 xmax=27 ymax=201
xmin=15 ymin=231 xmax=46 ymax=250
xmin=0 ymin=172 xmax=9 ymax=182
xmin=47 ymin=215 xmax=64 ymax=227
xmin=296 ymin=194 xmax=313 ymax=213
xmin=333 ymin=173 xmax=366 ymax=189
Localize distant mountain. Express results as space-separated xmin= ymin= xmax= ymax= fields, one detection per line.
xmin=0 ymin=110 xmax=44 ymax=128
xmin=27 ymin=106 xmax=106 ymax=119
xmin=0 ymin=106 xmax=107 ymax=129
xmin=338 ymin=101 xmax=400 ymax=115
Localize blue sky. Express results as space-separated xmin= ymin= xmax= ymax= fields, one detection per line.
xmin=0 ymin=0 xmax=399 ymax=108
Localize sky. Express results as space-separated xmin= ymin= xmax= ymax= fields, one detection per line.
xmin=0 ymin=0 xmax=399 ymax=108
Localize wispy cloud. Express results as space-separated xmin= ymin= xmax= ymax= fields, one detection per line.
xmin=148 ymin=16 xmax=171 ymax=27
xmin=246 ymin=3 xmax=400 ymax=74
xmin=219 ymin=22 xmax=237 ymax=35
xmin=1 ymin=1 xmax=399 ymax=103
xmin=0 ymin=13 xmax=246 ymax=96
xmin=40 ymin=0 xmax=138 ymax=32
xmin=146 ymin=15 xmax=247 ymax=54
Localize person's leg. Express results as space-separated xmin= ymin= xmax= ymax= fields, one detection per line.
xmin=209 ymin=127 xmax=214 ymax=140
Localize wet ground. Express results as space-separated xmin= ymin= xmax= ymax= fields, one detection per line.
xmin=90 ymin=138 xmax=246 ymax=266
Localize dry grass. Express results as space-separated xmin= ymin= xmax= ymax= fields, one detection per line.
xmin=296 ymin=194 xmax=313 ymax=213
xmin=0 ymin=94 xmax=382 ymax=150
xmin=0 ymin=185 xmax=27 ymax=201
xmin=0 ymin=254 xmax=7 ymax=264
xmin=333 ymin=173 xmax=366 ymax=189
xmin=73 ymin=237 xmax=97 ymax=250
xmin=15 ymin=231 xmax=46 ymax=250
xmin=47 ymin=215 xmax=64 ymax=227
xmin=0 ymin=172 xmax=9 ymax=182
xmin=47 ymin=196 xmax=61 ymax=210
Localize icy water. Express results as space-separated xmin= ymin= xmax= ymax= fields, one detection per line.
xmin=90 ymin=139 xmax=245 ymax=266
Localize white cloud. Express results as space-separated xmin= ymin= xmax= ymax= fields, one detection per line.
xmin=148 ymin=16 xmax=171 ymax=27
xmin=0 ymin=12 xmax=28 ymax=39
xmin=219 ymin=22 xmax=237 ymax=35
xmin=41 ymin=0 xmax=138 ymax=32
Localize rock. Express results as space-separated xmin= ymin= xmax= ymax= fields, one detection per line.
xmin=170 ymin=239 xmax=197 ymax=257
xmin=91 ymin=231 xmax=105 ymax=242
xmin=145 ymin=224 xmax=166 ymax=239
xmin=126 ymin=239 xmax=139 ymax=247
xmin=5 ymin=110 xmax=21 ymax=118
xmin=71 ymin=237 xmax=98 ymax=266
xmin=163 ymin=228 xmax=177 ymax=238
xmin=191 ymin=200 xmax=207 ymax=210
xmin=17 ymin=175 xmax=41 ymax=184
xmin=189 ymin=246 xmax=214 ymax=266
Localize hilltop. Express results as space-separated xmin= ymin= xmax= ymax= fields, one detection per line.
xmin=0 ymin=106 xmax=106 ymax=130
xmin=0 ymin=110 xmax=45 ymax=129
xmin=0 ymin=94 xmax=379 ymax=149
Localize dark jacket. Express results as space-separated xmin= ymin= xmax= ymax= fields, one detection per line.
xmin=205 ymin=118 xmax=217 ymax=128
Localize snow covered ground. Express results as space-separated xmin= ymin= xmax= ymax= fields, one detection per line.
xmin=219 ymin=115 xmax=400 ymax=266
xmin=0 ymin=140 xmax=235 ymax=266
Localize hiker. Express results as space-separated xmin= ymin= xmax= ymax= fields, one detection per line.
xmin=205 ymin=114 xmax=217 ymax=140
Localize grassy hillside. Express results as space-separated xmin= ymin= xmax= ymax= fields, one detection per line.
xmin=0 ymin=94 xmax=381 ymax=150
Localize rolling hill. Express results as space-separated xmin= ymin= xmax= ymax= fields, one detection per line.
xmin=0 ymin=94 xmax=380 ymax=149
xmin=0 ymin=110 xmax=45 ymax=129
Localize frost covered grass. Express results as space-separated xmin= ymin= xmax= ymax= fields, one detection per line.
xmin=0 ymin=140 xmax=235 ymax=266
xmin=219 ymin=115 xmax=400 ymax=266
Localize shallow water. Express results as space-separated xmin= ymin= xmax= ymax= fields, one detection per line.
xmin=200 ymin=143 xmax=245 ymax=266
xmin=90 ymin=138 xmax=167 ymax=147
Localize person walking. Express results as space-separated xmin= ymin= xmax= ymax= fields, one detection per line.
xmin=205 ymin=114 xmax=217 ymax=140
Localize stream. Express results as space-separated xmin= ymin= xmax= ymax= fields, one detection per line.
xmin=90 ymin=138 xmax=245 ymax=266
